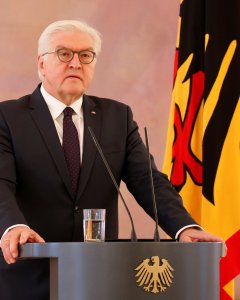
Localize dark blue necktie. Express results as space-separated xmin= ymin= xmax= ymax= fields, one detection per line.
xmin=63 ymin=107 xmax=80 ymax=196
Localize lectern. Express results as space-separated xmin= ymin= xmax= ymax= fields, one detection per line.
xmin=19 ymin=241 xmax=223 ymax=300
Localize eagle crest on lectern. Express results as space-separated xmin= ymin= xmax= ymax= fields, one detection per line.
xmin=135 ymin=256 xmax=174 ymax=293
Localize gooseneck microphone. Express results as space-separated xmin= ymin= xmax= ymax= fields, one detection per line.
xmin=88 ymin=126 xmax=138 ymax=242
xmin=144 ymin=127 xmax=161 ymax=242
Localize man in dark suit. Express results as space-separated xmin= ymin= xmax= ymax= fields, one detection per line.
xmin=0 ymin=20 xmax=222 ymax=299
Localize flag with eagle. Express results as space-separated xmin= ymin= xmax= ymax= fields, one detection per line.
xmin=163 ymin=0 xmax=240 ymax=299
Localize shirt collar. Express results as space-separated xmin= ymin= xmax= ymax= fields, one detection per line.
xmin=40 ymin=85 xmax=83 ymax=119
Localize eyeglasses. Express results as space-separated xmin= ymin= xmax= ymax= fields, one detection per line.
xmin=41 ymin=48 xmax=96 ymax=64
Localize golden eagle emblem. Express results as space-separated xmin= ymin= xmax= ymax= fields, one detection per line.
xmin=135 ymin=256 xmax=174 ymax=293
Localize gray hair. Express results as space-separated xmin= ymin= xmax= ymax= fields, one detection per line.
xmin=38 ymin=20 xmax=102 ymax=56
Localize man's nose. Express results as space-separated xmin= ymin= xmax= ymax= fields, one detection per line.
xmin=69 ymin=53 xmax=81 ymax=68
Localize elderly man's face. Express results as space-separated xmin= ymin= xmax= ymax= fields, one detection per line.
xmin=38 ymin=30 xmax=97 ymax=104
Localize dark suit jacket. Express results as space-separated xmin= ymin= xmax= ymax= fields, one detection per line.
xmin=0 ymin=85 xmax=196 ymax=299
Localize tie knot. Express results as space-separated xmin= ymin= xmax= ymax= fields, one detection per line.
xmin=63 ymin=107 xmax=74 ymax=117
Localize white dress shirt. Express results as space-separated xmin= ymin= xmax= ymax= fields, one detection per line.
xmin=41 ymin=85 xmax=84 ymax=161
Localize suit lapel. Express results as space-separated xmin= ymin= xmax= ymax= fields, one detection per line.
xmin=27 ymin=88 xmax=102 ymax=201
xmin=28 ymin=87 xmax=74 ymax=198
xmin=77 ymin=95 xmax=101 ymax=200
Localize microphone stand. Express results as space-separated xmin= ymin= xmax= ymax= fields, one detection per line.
xmin=144 ymin=127 xmax=161 ymax=242
xmin=88 ymin=126 xmax=137 ymax=242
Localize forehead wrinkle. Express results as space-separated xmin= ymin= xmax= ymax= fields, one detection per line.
xmin=54 ymin=44 xmax=94 ymax=52
xmin=49 ymin=31 xmax=95 ymax=51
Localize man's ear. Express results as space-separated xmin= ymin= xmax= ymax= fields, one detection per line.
xmin=38 ymin=55 xmax=45 ymax=78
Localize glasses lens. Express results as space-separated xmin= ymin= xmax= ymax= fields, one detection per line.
xmin=57 ymin=49 xmax=73 ymax=62
xmin=78 ymin=51 xmax=95 ymax=64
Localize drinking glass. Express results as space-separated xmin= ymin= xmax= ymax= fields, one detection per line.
xmin=83 ymin=209 xmax=106 ymax=242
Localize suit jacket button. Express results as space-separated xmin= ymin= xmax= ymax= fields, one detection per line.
xmin=74 ymin=205 xmax=79 ymax=213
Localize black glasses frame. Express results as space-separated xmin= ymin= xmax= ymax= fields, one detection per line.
xmin=41 ymin=48 xmax=96 ymax=64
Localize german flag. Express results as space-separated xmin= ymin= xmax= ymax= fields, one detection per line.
xmin=163 ymin=0 xmax=240 ymax=298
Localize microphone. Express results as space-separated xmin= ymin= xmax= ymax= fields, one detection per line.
xmin=88 ymin=126 xmax=138 ymax=242
xmin=144 ymin=127 xmax=161 ymax=242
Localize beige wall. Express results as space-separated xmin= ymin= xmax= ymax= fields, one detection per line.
xmin=0 ymin=0 xmax=179 ymax=238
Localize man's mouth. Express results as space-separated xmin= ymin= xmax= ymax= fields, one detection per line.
xmin=66 ymin=75 xmax=82 ymax=80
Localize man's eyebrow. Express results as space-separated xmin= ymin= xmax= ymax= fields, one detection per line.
xmin=55 ymin=45 xmax=67 ymax=49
